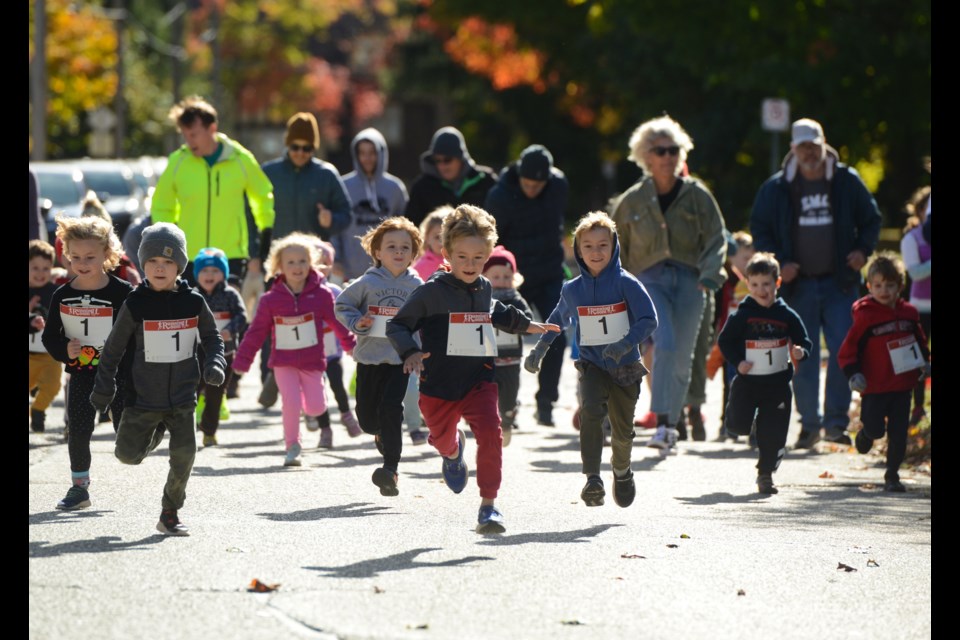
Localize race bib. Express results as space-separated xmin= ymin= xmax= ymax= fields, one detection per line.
xmin=577 ymin=301 xmax=629 ymax=346
xmin=367 ymin=305 xmax=398 ymax=339
xmin=495 ymin=326 xmax=520 ymax=349
xmin=323 ymin=326 xmax=338 ymax=356
xmin=143 ymin=317 xmax=198 ymax=363
xmin=745 ymin=338 xmax=789 ymax=375
xmin=60 ymin=304 xmax=114 ymax=349
xmin=29 ymin=331 xmax=46 ymax=353
xmin=213 ymin=311 xmax=231 ymax=332
xmin=274 ymin=313 xmax=318 ymax=351
xmin=887 ymin=336 xmax=924 ymax=375
xmin=447 ymin=312 xmax=497 ymax=357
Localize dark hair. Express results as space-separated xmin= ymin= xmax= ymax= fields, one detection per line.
xmin=169 ymin=95 xmax=218 ymax=128
xmin=744 ymin=252 xmax=781 ymax=281
xmin=866 ymin=251 xmax=905 ymax=287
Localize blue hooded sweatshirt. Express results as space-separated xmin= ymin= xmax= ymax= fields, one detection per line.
xmin=537 ymin=228 xmax=658 ymax=374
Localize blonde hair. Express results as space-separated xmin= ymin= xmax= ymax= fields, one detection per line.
xmin=266 ymin=232 xmax=321 ymax=279
xmin=441 ymin=204 xmax=498 ymax=254
xmin=903 ymin=185 xmax=931 ymax=234
xmin=55 ymin=214 xmax=121 ymax=272
xmin=312 ymin=238 xmax=336 ymax=268
xmin=80 ymin=191 xmax=112 ymax=224
xmin=419 ymin=205 xmax=454 ymax=251
xmin=573 ymin=210 xmax=617 ymax=243
xmin=627 ymin=114 xmax=694 ymax=175
xmin=360 ymin=216 xmax=423 ymax=266
xmin=732 ymin=230 xmax=754 ymax=251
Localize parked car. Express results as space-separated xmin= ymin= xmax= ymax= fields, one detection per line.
xmin=71 ymin=158 xmax=146 ymax=238
xmin=30 ymin=162 xmax=87 ymax=239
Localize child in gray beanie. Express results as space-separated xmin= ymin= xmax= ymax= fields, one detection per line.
xmin=91 ymin=221 xmax=225 ymax=536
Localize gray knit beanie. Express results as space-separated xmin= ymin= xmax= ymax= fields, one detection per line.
xmin=138 ymin=222 xmax=189 ymax=274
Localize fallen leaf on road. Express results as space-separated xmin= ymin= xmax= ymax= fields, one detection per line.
xmin=737 ymin=589 xmax=746 ymax=596
xmin=561 ymin=620 xmax=586 ymax=626
xmin=248 ymin=579 xmax=280 ymax=592
xmin=226 ymin=547 xmax=246 ymax=553
xmin=860 ymin=483 xmax=877 ymax=490
xmin=680 ymin=534 xmax=690 ymax=539
xmin=406 ymin=623 xmax=429 ymax=630
xmin=374 ymin=586 xmax=385 ymax=593
xmin=614 ymin=577 xmax=624 ymax=580
xmin=620 ymin=553 xmax=646 ymax=559
xmin=819 ymin=471 xmax=834 ymax=479
xmin=836 ymin=563 xmax=857 ymax=572
xmin=867 ymin=559 xmax=880 ymax=567
xmin=666 ymin=544 xmax=678 ymax=548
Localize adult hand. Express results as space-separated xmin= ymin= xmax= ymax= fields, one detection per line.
xmin=848 ymin=373 xmax=867 ymax=393
xmin=846 ymin=250 xmax=867 ymax=272
xmin=781 ymin=263 xmax=801 ymax=283
xmin=318 ymin=204 xmax=333 ymax=229
xmin=737 ymin=360 xmax=753 ymax=375
xmin=67 ymin=338 xmax=82 ymax=360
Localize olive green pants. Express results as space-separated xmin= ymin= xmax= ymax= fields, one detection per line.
xmin=577 ymin=362 xmax=640 ymax=476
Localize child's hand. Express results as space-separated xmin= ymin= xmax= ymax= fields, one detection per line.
xmin=356 ymin=314 xmax=374 ymax=330
xmin=526 ymin=322 xmax=561 ymax=334
xmin=791 ymin=345 xmax=805 ymax=360
xmin=221 ymin=329 xmax=232 ymax=342
xmin=31 ymin=315 xmax=45 ymax=331
xmin=67 ymin=338 xmax=82 ymax=360
xmin=737 ymin=360 xmax=753 ymax=375
xmin=403 ymin=351 xmax=429 ymax=375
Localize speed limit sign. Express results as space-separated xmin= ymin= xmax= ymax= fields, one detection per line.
xmin=762 ymin=99 xmax=790 ymax=132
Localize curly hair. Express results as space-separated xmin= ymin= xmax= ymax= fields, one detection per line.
xmin=55 ymin=215 xmax=122 ymax=272
xmin=360 ymin=216 xmax=423 ymax=266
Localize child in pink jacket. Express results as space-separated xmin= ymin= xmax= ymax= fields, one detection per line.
xmin=233 ymin=233 xmax=356 ymax=466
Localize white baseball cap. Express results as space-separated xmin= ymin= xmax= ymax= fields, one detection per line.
xmin=791 ymin=118 xmax=824 ymax=145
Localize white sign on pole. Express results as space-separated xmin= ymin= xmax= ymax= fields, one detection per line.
xmin=762 ymin=98 xmax=790 ymax=132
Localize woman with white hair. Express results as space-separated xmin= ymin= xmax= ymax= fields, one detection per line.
xmin=611 ymin=115 xmax=727 ymax=455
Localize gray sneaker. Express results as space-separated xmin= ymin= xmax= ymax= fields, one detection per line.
xmin=284 ymin=442 xmax=303 ymax=466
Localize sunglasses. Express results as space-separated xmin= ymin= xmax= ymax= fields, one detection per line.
xmin=289 ymin=144 xmax=314 ymax=153
xmin=434 ymin=155 xmax=457 ymax=165
xmin=651 ymin=145 xmax=680 ymax=157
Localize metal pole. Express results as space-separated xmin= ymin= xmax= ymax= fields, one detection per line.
xmin=770 ymin=132 xmax=780 ymax=175
xmin=31 ymin=0 xmax=47 ymax=160
xmin=113 ymin=1 xmax=127 ymax=158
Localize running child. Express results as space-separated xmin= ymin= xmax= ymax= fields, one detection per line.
xmin=29 ymin=239 xmax=63 ymax=433
xmin=387 ymin=204 xmax=559 ymax=533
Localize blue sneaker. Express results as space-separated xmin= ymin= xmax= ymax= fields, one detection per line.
xmin=476 ymin=504 xmax=506 ymax=534
xmin=441 ymin=429 xmax=468 ymax=494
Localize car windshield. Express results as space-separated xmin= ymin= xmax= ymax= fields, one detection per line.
xmin=82 ymin=170 xmax=132 ymax=196
xmin=36 ymin=173 xmax=82 ymax=205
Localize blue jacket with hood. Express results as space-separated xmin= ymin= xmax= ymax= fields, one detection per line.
xmin=537 ymin=229 xmax=658 ymax=374
xmin=333 ymin=128 xmax=410 ymax=281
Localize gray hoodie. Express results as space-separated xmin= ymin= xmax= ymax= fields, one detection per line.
xmin=334 ymin=265 xmax=423 ymax=365
xmin=332 ymin=128 xmax=410 ymax=281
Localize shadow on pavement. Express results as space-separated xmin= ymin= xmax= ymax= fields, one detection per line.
xmin=30 ymin=535 xmax=168 ymax=558
xmin=305 ymin=547 xmax=494 ymax=578
xmin=30 ymin=510 xmax=115 ymax=525
xmin=258 ymin=502 xmax=399 ymax=522
xmin=475 ymin=523 xmax=624 ymax=546
xmin=192 ymin=464 xmax=294 ymax=477
xmin=680 ymin=447 xmax=761 ymax=460
xmin=674 ymin=492 xmax=773 ymax=506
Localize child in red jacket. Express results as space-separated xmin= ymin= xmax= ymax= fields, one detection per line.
xmin=838 ymin=252 xmax=929 ymax=492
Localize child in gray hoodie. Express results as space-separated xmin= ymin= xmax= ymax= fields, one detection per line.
xmin=334 ymin=217 xmax=424 ymax=496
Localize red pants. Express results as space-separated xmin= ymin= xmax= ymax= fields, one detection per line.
xmin=419 ymin=381 xmax=502 ymax=499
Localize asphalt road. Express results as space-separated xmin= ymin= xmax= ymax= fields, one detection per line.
xmin=29 ymin=347 xmax=932 ymax=639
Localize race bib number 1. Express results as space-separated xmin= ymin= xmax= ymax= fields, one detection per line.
xmin=447 ymin=313 xmax=497 ymax=357
xmin=143 ymin=317 xmax=199 ymax=363
xmin=274 ymin=313 xmax=318 ymax=351
xmin=887 ymin=336 xmax=924 ymax=375
xmin=577 ymin=301 xmax=629 ymax=346
xmin=60 ymin=304 xmax=113 ymax=349
xmin=745 ymin=338 xmax=789 ymax=375
xmin=367 ymin=305 xmax=398 ymax=339
xmin=213 ymin=311 xmax=231 ymax=332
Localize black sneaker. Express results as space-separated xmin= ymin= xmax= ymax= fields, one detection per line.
xmin=56 ymin=485 xmax=91 ymax=510
xmin=372 ymin=467 xmax=399 ymax=496
xmin=536 ymin=401 xmax=554 ymax=427
xmin=884 ymin=472 xmax=906 ymax=493
xmin=31 ymin=409 xmax=45 ymax=433
xmin=612 ymin=469 xmax=636 ymax=508
xmin=676 ymin=415 xmax=688 ymax=441
xmin=580 ymin=475 xmax=605 ymax=507
xmin=794 ymin=429 xmax=821 ymax=449
xmin=258 ymin=372 xmax=279 ymax=408
xmin=156 ymin=509 xmax=190 ymax=536
xmin=225 ymin=374 xmax=240 ymax=399
xmin=855 ymin=429 xmax=874 ymax=455
xmin=823 ymin=429 xmax=852 ymax=446
xmin=757 ymin=472 xmax=778 ymax=494
xmin=689 ymin=407 xmax=706 ymax=441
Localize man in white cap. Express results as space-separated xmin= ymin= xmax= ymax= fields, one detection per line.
xmin=750 ymin=118 xmax=881 ymax=449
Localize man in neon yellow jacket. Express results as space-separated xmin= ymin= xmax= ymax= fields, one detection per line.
xmin=151 ymin=95 xmax=275 ymax=285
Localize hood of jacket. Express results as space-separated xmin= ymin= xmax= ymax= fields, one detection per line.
xmin=350 ymin=127 xmax=390 ymax=179
xmin=418 ymin=126 xmax=477 ymax=180
xmin=272 ymin=268 xmax=323 ymax=299
xmin=781 ymin=143 xmax=841 ymax=182
xmin=573 ymin=228 xmax=624 ymax=285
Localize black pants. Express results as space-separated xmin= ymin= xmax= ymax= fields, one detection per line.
xmin=355 ymin=363 xmax=409 ymax=471
xmin=493 ymin=364 xmax=520 ymax=428
xmin=911 ymin=313 xmax=931 ymax=414
xmin=724 ymin=376 xmax=792 ymax=474
xmin=520 ymin=278 xmax=566 ymax=406
xmin=198 ymin=353 xmax=235 ymax=435
xmin=861 ymin=391 xmax=911 ymax=477
xmin=67 ymin=369 xmax=125 ymax=473
xmin=325 ymin=357 xmax=351 ymax=413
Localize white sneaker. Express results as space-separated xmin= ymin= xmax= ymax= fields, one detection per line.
xmin=647 ymin=425 xmax=678 ymax=450
xmin=304 ymin=414 xmax=319 ymax=432
xmin=284 ymin=442 xmax=303 ymax=466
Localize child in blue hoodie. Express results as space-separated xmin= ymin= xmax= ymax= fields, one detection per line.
xmin=525 ymin=211 xmax=658 ymax=508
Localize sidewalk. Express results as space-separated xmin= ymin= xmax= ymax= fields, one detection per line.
xmin=29 ymin=350 xmax=931 ymax=639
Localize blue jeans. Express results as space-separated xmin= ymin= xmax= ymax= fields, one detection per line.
xmin=782 ymin=275 xmax=857 ymax=435
xmin=640 ymin=263 xmax=706 ymax=424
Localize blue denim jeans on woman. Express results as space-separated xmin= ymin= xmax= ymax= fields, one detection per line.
xmin=782 ymin=274 xmax=858 ymax=437
xmin=639 ymin=262 xmax=706 ymax=424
